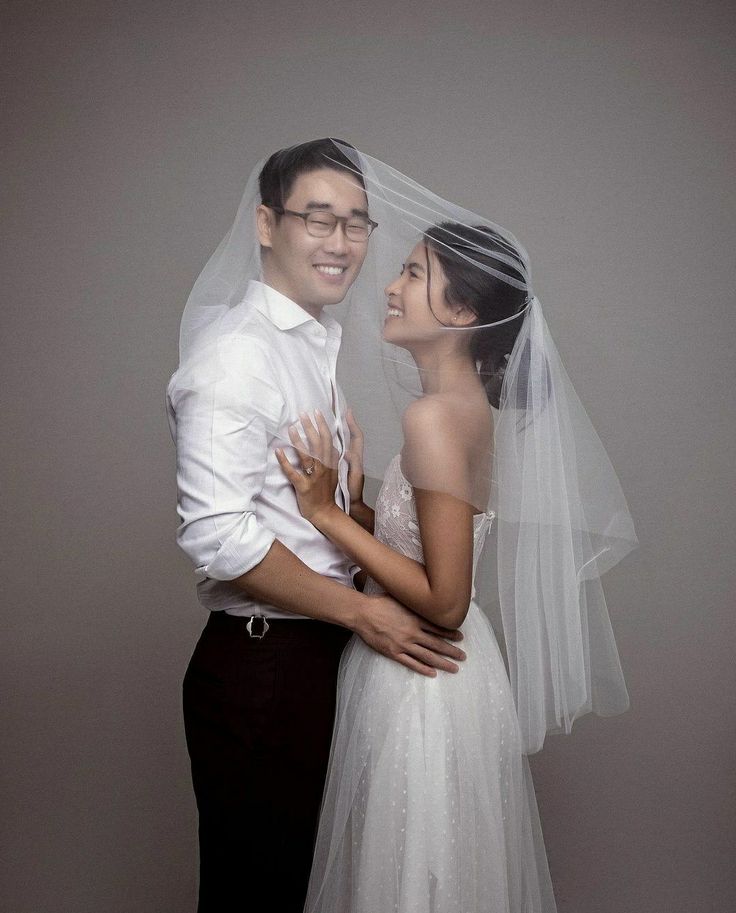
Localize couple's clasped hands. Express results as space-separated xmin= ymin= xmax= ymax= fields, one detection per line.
xmin=275 ymin=409 xmax=466 ymax=677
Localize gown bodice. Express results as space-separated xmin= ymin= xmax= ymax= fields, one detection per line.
xmin=366 ymin=453 xmax=495 ymax=588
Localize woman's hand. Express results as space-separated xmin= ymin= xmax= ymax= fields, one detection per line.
xmin=345 ymin=407 xmax=366 ymax=509
xmin=275 ymin=410 xmax=340 ymax=528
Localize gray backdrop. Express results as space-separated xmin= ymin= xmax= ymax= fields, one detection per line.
xmin=2 ymin=1 xmax=734 ymax=911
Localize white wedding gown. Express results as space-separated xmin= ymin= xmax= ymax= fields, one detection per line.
xmin=304 ymin=454 xmax=558 ymax=913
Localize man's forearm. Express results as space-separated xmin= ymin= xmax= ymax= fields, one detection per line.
xmin=231 ymin=539 xmax=466 ymax=677
xmin=231 ymin=539 xmax=365 ymax=629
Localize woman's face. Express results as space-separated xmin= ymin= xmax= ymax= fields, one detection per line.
xmin=382 ymin=243 xmax=459 ymax=349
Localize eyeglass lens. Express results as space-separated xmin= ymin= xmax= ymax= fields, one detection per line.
xmin=306 ymin=212 xmax=371 ymax=240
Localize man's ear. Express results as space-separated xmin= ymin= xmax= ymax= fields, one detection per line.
xmin=256 ymin=204 xmax=274 ymax=249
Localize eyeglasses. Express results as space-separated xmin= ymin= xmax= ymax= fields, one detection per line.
xmin=267 ymin=206 xmax=378 ymax=241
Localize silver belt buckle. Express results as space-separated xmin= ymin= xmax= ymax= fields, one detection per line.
xmin=246 ymin=614 xmax=270 ymax=639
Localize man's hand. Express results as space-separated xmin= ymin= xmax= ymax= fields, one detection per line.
xmin=354 ymin=593 xmax=466 ymax=676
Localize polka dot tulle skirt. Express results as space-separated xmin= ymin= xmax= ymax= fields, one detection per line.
xmin=304 ymin=599 xmax=558 ymax=913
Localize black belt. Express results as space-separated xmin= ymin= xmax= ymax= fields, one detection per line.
xmin=206 ymin=610 xmax=349 ymax=643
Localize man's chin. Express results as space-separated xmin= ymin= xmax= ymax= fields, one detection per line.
xmin=311 ymin=286 xmax=351 ymax=307
xmin=323 ymin=293 xmax=349 ymax=306
xmin=310 ymin=269 xmax=356 ymax=301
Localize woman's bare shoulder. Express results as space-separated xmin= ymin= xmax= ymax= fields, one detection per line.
xmin=402 ymin=391 xmax=492 ymax=440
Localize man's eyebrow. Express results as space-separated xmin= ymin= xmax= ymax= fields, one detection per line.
xmin=304 ymin=201 xmax=371 ymax=218
xmin=405 ymin=261 xmax=426 ymax=273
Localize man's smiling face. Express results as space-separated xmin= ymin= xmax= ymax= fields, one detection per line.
xmin=257 ymin=167 xmax=370 ymax=317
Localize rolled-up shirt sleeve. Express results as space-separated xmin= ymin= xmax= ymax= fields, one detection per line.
xmin=168 ymin=334 xmax=286 ymax=581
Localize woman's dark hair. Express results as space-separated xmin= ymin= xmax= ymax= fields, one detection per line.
xmin=423 ymin=221 xmax=530 ymax=408
xmin=258 ymin=137 xmax=365 ymax=212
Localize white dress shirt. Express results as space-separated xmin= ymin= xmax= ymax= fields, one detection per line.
xmin=167 ymin=280 xmax=356 ymax=619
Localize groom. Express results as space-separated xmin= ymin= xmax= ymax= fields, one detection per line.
xmin=167 ymin=138 xmax=466 ymax=913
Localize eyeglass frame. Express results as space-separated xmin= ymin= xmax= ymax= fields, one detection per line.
xmin=265 ymin=205 xmax=378 ymax=240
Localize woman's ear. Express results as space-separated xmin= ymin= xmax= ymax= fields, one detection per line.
xmin=451 ymin=304 xmax=478 ymax=327
xmin=256 ymin=204 xmax=274 ymax=248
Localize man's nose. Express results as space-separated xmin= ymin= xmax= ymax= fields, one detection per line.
xmin=323 ymin=222 xmax=349 ymax=254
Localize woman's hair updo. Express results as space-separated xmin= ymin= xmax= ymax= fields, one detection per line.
xmin=423 ymin=221 xmax=530 ymax=408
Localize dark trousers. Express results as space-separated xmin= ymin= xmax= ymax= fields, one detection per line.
xmin=183 ymin=611 xmax=352 ymax=913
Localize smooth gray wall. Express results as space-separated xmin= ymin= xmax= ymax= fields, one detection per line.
xmin=2 ymin=1 xmax=734 ymax=911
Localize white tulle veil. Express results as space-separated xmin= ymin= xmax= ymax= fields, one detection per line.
xmin=324 ymin=141 xmax=638 ymax=754
xmin=174 ymin=138 xmax=638 ymax=755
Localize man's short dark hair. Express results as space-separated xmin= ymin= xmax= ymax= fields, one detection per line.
xmin=258 ymin=138 xmax=365 ymax=212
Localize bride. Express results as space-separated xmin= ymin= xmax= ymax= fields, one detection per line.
xmin=274 ymin=139 xmax=636 ymax=913
xmin=277 ymin=220 xmax=560 ymax=912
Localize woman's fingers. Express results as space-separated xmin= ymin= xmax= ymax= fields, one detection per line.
xmin=287 ymin=424 xmax=318 ymax=469
xmin=346 ymin=407 xmax=364 ymax=443
xmin=286 ymin=432 xmax=313 ymax=474
xmin=291 ymin=410 xmax=340 ymax=471
xmin=313 ymin=410 xmax=337 ymax=466
xmin=275 ymin=447 xmax=304 ymax=488
xmin=346 ymin=408 xmax=364 ymax=477
xmin=287 ymin=424 xmax=309 ymax=460
xmin=286 ymin=422 xmax=329 ymax=484
xmin=298 ymin=411 xmax=321 ymax=458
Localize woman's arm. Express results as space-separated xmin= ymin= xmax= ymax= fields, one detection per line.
xmin=311 ymin=488 xmax=474 ymax=629
xmin=276 ymin=403 xmax=476 ymax=629
xmin=349 ymin=499 xmax=375 ymax=534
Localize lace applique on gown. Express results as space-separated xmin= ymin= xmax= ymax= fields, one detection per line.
xmin=304 ymin=454 xmax=557 ymax=913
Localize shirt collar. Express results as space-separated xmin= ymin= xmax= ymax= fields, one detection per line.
xmin=247 ymin=280 xmax=342 ymax=338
